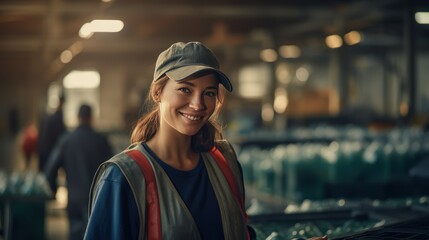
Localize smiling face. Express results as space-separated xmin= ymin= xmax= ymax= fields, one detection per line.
xmin=158 ymin=73 xmax=219 ymax=138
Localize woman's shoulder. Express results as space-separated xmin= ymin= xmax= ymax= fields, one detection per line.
xmin=96 ymin=146 xmax=140 ymax=178
xmin=104 ymin=142 xmax=143 ymax=165
xmin=214 ymin=139 xmax=237 ymax=158
xmin=98 ymin=143 xmax=150 ymax=183
xmin=97 ymin=162 xmax=125 ymax=183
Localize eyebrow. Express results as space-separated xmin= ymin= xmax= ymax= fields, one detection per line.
xmin=178 ymin=81 xmax=218 ymax=90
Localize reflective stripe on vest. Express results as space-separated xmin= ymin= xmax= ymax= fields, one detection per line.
xmin=126 ymin=150 xmax=162 ymax=240
xmin=209 ymin=146 xmax=249 ymax=225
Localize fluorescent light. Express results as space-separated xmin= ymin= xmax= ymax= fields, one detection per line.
xmin=63 ymin=70 xmax=100 ymax=89
xmin=89 ymin=20 xmax=124 ymax=32
xmin=415 ymin=12 xmax=429 ymax=24
xmin=79 ymin=19 xmax=124 ymax=38
xmin=79 ymin=23 xmax=94 ymax=39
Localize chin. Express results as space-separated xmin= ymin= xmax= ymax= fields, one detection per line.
xmin=178 ymin=126 xmax=204 ymax=137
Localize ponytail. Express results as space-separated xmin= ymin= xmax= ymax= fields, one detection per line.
xmin=130 ymin=108 xmax=159 ymax=143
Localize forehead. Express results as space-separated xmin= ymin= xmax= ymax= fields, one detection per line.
xmin=175 ymin=73 xmax=219 ymax=88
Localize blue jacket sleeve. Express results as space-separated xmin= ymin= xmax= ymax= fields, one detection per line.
xmin=84 ymin=164 xmax=139 ymax=240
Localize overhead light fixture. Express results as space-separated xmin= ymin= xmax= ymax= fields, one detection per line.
xmin=274 ymin=87 xmax=288 ymax=114
xmin=276 ymin=63 xmax=291 ymax=85
xmin=79 ymin=23 xmax=94 ymax=39
xmin=260 ymin=49 xmax=278 ymax=62
xmin=57 ymin=41 xmax=83 ymax=65
xmin=63 ymin=70 xmax=100 ymax=89
xmin=60 ymin=50 xmax=73 ymax=64
xmin=79 ymin=19 xmax=124 ymax=38
xmin=279 ymin=45 xmax=301 ymax=58
xmin=415 ymin=12 xmax=429 ymax=24
xmin=344 ymin=31 xmax=362 ymax=45
xmin=296 ymin=66 xmax=310 ymax=84
xmin=325 ymin=34 xmax=343 ymax=49
xmin=262 ymin=103 xmax=274 ymax=122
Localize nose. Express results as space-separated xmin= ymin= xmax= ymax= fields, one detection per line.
xmin=189 ymin=94 xmax=206 ymax=111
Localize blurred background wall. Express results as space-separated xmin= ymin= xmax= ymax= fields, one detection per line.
xmin=1 ymin=0 xmax=429 ymax=192
xmin=1 ymin=0 xmax=428 ymax=138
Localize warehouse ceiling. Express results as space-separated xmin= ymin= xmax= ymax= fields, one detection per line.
xmin=0 ymin=0 xmax=427 ymax=88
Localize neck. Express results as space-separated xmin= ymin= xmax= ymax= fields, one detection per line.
xmin=146 ymin=130 xmax=199 ymax=171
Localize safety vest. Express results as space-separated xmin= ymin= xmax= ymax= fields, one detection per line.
xmin=88 ymin=140 xmax=249 ymax=240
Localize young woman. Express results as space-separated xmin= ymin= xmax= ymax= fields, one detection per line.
xmin=84 ymin=41 xmax=328 ymax=240
xmin=84 ymin=42 xmax=252 ymax=240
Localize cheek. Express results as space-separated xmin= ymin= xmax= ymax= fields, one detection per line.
xmin=161 ymin=94 xmax=184 ymax=108
xmin=206 ymin=99 xmax=218 ymax=115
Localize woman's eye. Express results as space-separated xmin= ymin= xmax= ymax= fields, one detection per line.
xmin=205 ymin=91 xmax=217 ymax=97
xmin=178 ymin=88 xmax=190 ymax=93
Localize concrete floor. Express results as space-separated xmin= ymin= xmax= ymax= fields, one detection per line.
xmin=46 ymin=199 xmax=69 ymax=240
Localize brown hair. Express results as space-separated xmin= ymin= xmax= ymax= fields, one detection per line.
xmin=130 ymin=73 xmax=225 ymax=152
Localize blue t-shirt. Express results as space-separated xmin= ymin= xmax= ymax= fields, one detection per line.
xmin=85 ymin=144 xmax=224 ymax=240
xmin=142 ymin=143 xmax=224 ymax=240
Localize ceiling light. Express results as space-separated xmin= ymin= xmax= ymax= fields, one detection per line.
xmin=415 ymin=12 xmax=429 ymax=24
xmin=296 ymin=66 xmax=310 ymax=83
xmin=279 ymin=45 xmax=301 ymax=58
xmin=79 ymin=20 xmax=124 ymax=38
xmin=260 ymin=49 xmax=278 ymax=62
xmin=63 ymin=70 xmax=100 ymax=89
xmin=344 ymin=31 xmax=362 ymax=45
xmin=60 ymin=50 xmax=73 ymax=64
xmin=262 ymin=103 xmax=274 ymax=122
xmin=79 ymin=23 xmax=94 ymax=39
xmin=89 ymin=20 xmax=124 ymax=32
xmin=276 ymin=63 xmax=291 ymax=85
xmin=325 ymin=34 xmax=343 ymax=49
xmin=274 ymin=87 xmax=288 ymax=114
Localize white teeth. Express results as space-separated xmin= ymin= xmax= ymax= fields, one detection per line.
xmin=182 ymin=113 xmax=202 ymax=121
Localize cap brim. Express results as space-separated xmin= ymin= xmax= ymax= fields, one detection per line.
xmin=166 ymin=65 xmax=233 ymax=92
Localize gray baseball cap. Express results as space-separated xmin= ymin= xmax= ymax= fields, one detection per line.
xmin=153 ymin=42 xmax=233 ymax=92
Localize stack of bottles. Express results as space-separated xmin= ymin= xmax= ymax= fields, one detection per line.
xmin=248 ymin=196 xmax=429 ymax=240
xmin=0 ymin=170 xmax=52 ymax=198
xmin=237 ymin=126 xmax=429 ymax=202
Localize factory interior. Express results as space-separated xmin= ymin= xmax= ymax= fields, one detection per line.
xmin=1 ymin=0 xmax=429 ymax=239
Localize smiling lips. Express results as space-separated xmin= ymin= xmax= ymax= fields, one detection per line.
xmin=181 ymin=112 xmax=203 ymax=121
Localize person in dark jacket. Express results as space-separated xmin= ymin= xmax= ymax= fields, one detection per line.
xmin=44 ymin=103 xmax=113 ymax=240
xmin=38 ymin=94 xmax=67 ymax=171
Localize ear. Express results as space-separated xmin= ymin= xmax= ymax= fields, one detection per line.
xmin=152 ymin=90 xmax=161 ymax=103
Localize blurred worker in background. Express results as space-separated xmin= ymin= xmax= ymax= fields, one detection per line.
xmin=44 ymin=103 xmax=113 ymax=240
xmin=38 ymin=94 xmax=67 ymax=171
xmin=21 ymin=122 xmax=38 ymax=170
